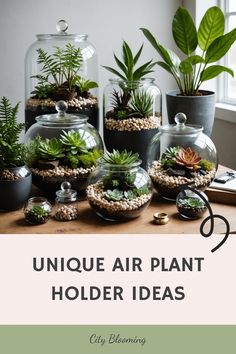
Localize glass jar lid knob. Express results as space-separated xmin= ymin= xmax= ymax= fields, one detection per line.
xmin=56 ymin=181 xmax=77 ymax=202
xmin=56 ymin=20 xmax=68 ymax=34
xmin=174 ymin=112 xmax=187 ymax=127
xmin=55 ymin=100 xmax=68 ymax=117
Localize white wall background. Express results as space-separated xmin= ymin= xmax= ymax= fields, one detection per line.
xmin=0 ymin=0 xmax=180 ymax=130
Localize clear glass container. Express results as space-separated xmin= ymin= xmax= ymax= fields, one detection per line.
xmin=25 ymin=20 xmax=98 ymax=131
xmin=24 ymin=197 xmax=52 ymax=225
xmin=103 ymin=78 xmax=162 ymax=167
xmin=147 ymin=112 xmax=217 ymax=201
xmin=87 ymin=160 xmax=153 ymax=221
xmin=24 ymin=101 xmax=104 ymax=199
xmin=54 ymin=181 xmax=79 ymax=221
xmin=176 ymin=189 xmax=208 ymax=219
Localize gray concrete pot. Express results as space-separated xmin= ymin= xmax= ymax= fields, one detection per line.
xmin=0 ymin=166 xmax=32 ymax=211
xmin=166 ymin=90 xmax=215 ymax=136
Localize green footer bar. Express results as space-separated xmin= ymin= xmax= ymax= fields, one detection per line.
xmin=0 ymin=325 xmax=235 ymax=353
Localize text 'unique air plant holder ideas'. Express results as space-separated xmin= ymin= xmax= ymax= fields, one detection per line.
xmin=147 ymin=113 xmax=217 ymax=200
xmin=103 ymin=41 xmax=161 ymax=166
xmin=24 ymin=100 xmax=103 ymax=199
xmin=86 ymin=150 xmax=153 ymax=221
xmin=25 ymin=20 xmax=98 ymax=131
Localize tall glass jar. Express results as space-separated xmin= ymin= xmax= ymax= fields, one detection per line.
xmin=103 ymin=78 xmax=162 ymax=168
xmin=25 ymin=20 xmax=98 ymax=131
xmin=87 ymin=160 xmax=153 ymax=221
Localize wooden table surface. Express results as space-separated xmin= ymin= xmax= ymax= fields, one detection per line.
xmin=1 ymin=172 xmax=235 ymax=234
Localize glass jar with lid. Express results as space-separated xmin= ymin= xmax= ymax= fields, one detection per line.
xmin=25 ymin=20 xmax=98 ymax=131
xmin=147 ymin=112 xmax=217 ymax=200
xmin=24 ymin=100 xmax=104 ymax=199
xmin=103 ymin=78 xmax=162 ymax=167
xmin=54 ymin=181 xmax=79 ymax=221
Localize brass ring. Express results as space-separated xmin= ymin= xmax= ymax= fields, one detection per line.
xmin=153 ymin=212 xmax=169 ymax=225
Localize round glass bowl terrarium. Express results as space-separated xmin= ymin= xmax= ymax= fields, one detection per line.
xmin=176 ymin=189 xmax=208 ymax=219
xmin=103 ymin=78 xmax=162 ymax=167
xmin=147 ymin=113 xmax=217 ymax=200
xmin=86 ymin=150 xmax=153 ymax=221
xmin=25 ymin=20 xmax=98 ymax=131
xmin=24 ymin=197 xmax=52 ymax=225
xmin=24 ymin=101 xmax=104 ymax=199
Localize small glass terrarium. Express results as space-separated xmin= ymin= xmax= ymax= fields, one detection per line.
xmin=86 ymin=150 xmax=153 ymax=221
xmin=24 ymin=197 xmax=52 ymax=225
xmin=147 ymin=113 xmax=217 ymax=200
xmin=24 ymin=101 xmax=104 ymax=198
xmin=54 ymin=181 xmax=79 ymax=221
xmin=25 ymin=20 xmax=98 ymax=130
xmin=176 ymin=189 xmax=208 ymax=219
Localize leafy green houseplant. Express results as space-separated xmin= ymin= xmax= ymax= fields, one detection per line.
xmin=0 ymin=97 xmax=32 ymax=211
xmin=141 ymin=6 xmax=236 ymax=135
xmin=86 ymin=150 xmax=153 ymax=221
xmin=25 ymin=43 xmax=99 ymax=130
xmin=25 ymin=130 xmax=102 ymax=198
xmin=102 ymin=41 xmax=162 ymax=166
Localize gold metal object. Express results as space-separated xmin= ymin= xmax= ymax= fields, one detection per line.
xmin=153 ymin=212 xmax=169 ymax=225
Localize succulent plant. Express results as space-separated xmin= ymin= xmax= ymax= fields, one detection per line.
xmin=163 ymin=146 xmax=180 ymax=159
xmin=25 ymin=205 xmax=50 ymax=225
xmin=174 ymin=147 xmax=202 ymax=170
xmin=199 ymin=159 xmax=215 ymax=171
xmin=102 ymin=150 xmax=139 ymax=166
xmin=104 ymin=189 xmax=124 ymax=201
xmin=60 ymin=130 xmax=87 ymax=154
xmin=38 ymin=138 xmax=65 ymax=160
xmin=179 ymin=197 xmax=205 ymax=209
xmin=130 ymin=90 xmax=153 ymax=118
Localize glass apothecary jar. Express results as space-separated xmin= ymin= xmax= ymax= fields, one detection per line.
xmin=24 ymin=197 xmax=52 ymax=225
xmin=25 ymin=20 xmax=98 ymax=131
xmin=147 ymin=113 xmax=217 ymax=201
xmin=103 ymin=78 xmax=162 ymax=167
xmin=176 ymin=189 xmax=208 ymax=219
xmin=24 ymin=101 xmax=104 ymax=199
xmin=86 ymin=150 xmax=153 ymax=221
xmin=54 ymin=181 xmax=79 ymax=221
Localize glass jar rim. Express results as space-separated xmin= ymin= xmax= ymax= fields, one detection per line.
xmin=36 ymin=113 xmax=88 ymax=126
xmin=159 ymin=123 xmax=203 ymax=135
xmin=97 ymin=159 xmax=142 ymax=170
xmin=36 ymin=34 xmax=88 ymax=41
xmin=108 ymin=77 xmax=155 ymax=84
xmin=27 ymin=197 xmax=49 ymax=204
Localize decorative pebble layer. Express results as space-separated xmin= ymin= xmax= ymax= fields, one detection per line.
xmin=86 ymin=182 xmax=152 ymax=212
xmin=149 ymin=161 xmax=216 ymax=198
xmin=26 ymin=95 xmax=98 ymax=110
xmin=105 ymin=116 xmax=161 ymax=132
xmin=54 ymin=205 xmax=79 ymax=221
xmin=0 ymin=169 xmax=21 ymax=181
xmin=31 ymin=166 xmax=95 ymax=180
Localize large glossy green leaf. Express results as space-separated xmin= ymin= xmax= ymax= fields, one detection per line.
xmin=172 ymin=7 xmax=197 ymax=55
xmin=205 ymin=28 xmax=236 ymax=63
xmin=186 ymin=55 xmax=205 ymax=65
xmin=140 ymin=28 xmax=174 ymax=67
xmin=179 ymin=59 xmax=193 ymax=74
xmin=200 ymin=65 xmax=234 ymax=82
xmin=157 ymin=61 xmax=173 ymax=74
xmin=198 ymin=6 xmax=224 ymax=51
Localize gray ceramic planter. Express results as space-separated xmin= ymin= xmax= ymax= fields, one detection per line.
xmin=0 ymin=166 xmax=32 ymax=211
xmin=166 ymin=90 xmax=215 ymax=136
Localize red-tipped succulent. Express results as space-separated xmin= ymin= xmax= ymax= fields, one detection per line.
xmin=175 ymin=147 xmax=202 ymax=170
